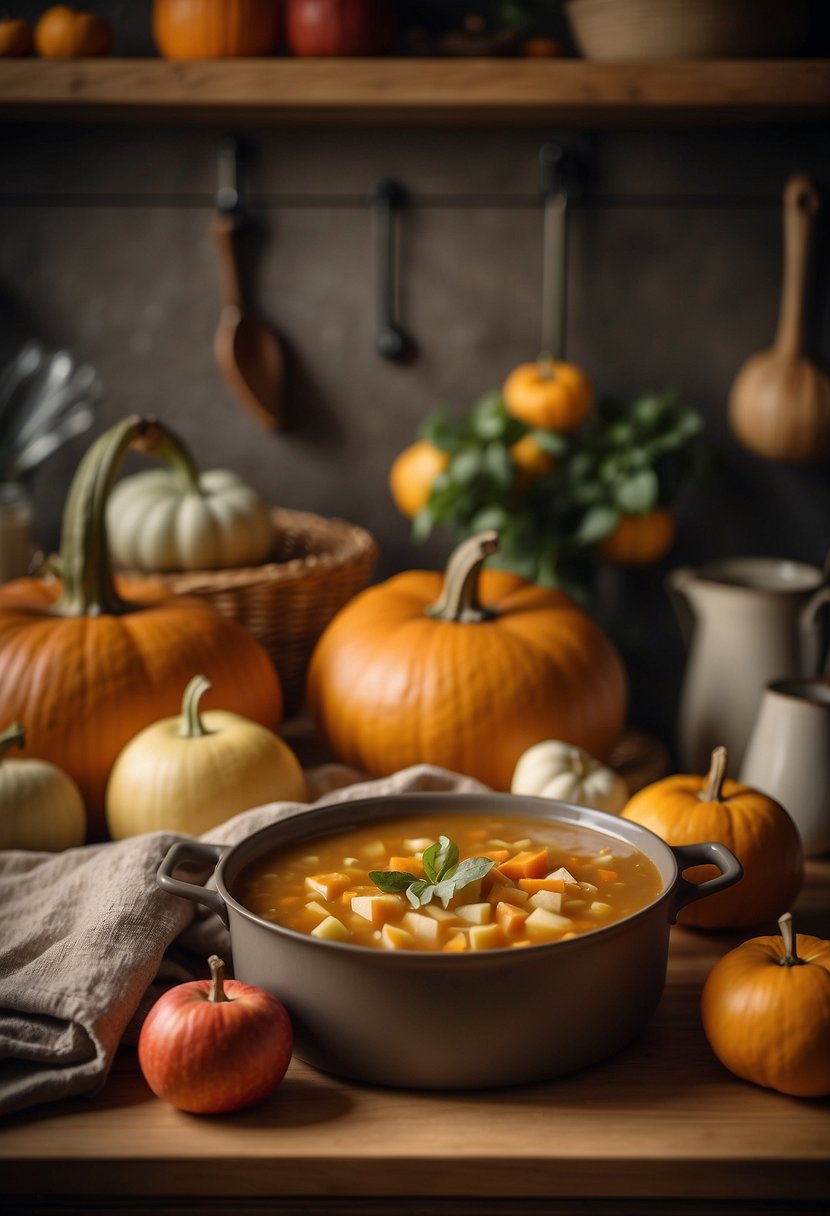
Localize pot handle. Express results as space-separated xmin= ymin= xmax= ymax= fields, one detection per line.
xmin=668 ymin=841 xmax=743 ymax=924
xmin=157 ymin=840 xmax=230 ymax=927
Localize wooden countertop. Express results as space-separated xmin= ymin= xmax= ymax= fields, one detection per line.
xmin=1 ymin=861 xmax=828 ymax=1215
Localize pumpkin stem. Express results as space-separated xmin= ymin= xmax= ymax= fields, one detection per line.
xmin=146 ymin=424 xmax=203 ymax=496
xmin=0 ymin=722 xmax=25 ymax=763
xmin=426 ymin=530 xmax=499 ymax=623
xmin=538 ymin=352 xmax=555 ymax=381
xmin=54 ymin=415 xmax=194 ymax=618
xmin=180 ymin=675 xmax=212 ymax=738
xmin=777 ymin=911 xmax=805 ymax=968
xmin=207 ymin=955 xmax=230 ymax=1003
xmin=700 ymin=745 xmax=728 ymax=802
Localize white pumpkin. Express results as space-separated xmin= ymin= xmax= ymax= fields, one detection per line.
xmin=0 ymin=723 xmax=86 ymax=851
xmin=511 ymin=739 xmax=628 ymax=813
xmin=107 ymin=449 xmax=274 ymax=572
xmin=105 ymin=675 xmax=306 ymax=839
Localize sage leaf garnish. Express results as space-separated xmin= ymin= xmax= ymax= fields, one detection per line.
xmin=369 ymin=835 xmax=494 ymax=911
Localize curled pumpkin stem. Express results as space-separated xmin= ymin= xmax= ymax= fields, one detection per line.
xmin=180 ymin=675 xmax=213 ymax=739
xmin=426 ymin=531 xmax=499 ymax=624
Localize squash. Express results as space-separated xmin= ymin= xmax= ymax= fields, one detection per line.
xmin=0 ymin=17 xmax=33 ymax=56
xmin=34 ymin=6 xmax=112 ymax=58
xmin=621 ymin=746 xmax=803 ymax=929
xmin=106 ymin=428 xmax=274 ymax=572
xmin=307 ymin=530 xmax=628 ymax=791
xmin=598 ymin=507 xmax=676 ymax=566
xmin=701 ymin=912 xmax=830 ymax=1098
xmin=0 ymin=722 xmax=85 ymax=851
xmin=388 ymin=440 xmax=450 ymax=520
xmin=0 ymin=416 xmax=283 ymax=840
xmin=511 ymin=739 xmax=628 ymax=813
xmin=152 ymin=0 xmax=282 ymax=59
xmin=106 ymin=674 xmax=305 ymax=839
xmin=502 ymin=357 xmax=593 ymax=433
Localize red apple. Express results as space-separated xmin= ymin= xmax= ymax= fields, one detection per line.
xmin=285 ymin=0 xmax=397 ymax=57
xmin=137 ymin=956 xmax=292 ymax=1114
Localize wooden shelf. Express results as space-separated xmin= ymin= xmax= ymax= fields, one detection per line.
xmin=1 ymin=58 xmax=829 ymax=125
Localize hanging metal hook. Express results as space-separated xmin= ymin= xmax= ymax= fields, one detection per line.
xmin=539 ymin=143 xmax=590 ymax=360
xmin=369 ymin=178 xmax=411 ymax=362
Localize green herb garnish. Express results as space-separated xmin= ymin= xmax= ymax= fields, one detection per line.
xmin=369 ymin=835 xmax=495 ymax=910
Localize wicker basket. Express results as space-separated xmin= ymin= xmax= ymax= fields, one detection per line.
xmin=139 ymin=508 xmax=378 ymax=715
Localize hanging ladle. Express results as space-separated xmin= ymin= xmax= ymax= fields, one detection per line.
xmin=369 ymin=178 xmax=411 ymax=361
xmin=212 ymin=136 xmax=285 ymax=431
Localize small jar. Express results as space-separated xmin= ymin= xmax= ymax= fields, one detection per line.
xmin=0 ymin=483 xmax=34 ymax=583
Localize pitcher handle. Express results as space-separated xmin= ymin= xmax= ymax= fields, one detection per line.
xmin=665 ymin=567 xmax=695 ymax=645
xmin=157 ymin=840 xmax=230 ymax=927
xmin=669 ymin=841 xmax=743 ymax=924
xmin=800 ymin=584 xmax=830 ymax=677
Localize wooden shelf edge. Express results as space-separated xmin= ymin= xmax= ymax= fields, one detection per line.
xmin=1 ymin=58 xmax=828 ymax=125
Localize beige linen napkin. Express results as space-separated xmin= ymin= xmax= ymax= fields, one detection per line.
xmin=0 ymin=764 xmax=487 ymax=1117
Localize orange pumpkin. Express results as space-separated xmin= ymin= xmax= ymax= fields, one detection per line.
xmin=509 ymin=433 xmax=556 ymax=490
xmin=598 ymin=507 xmax=676 ymax=567
xmin=307 ymin=530 xmax=628 ymax=790
xmin=34 ymin=6 xmax=112 ymax=58
xmin=152 ymin=0 xmax=281 ymax=59
xmin=622 ymin=746 xmax=803 ymax=929
xmin=388 ymin=440 xmax=450 ymax=520
xmin=0 ymin=17 xmax=33 ymax=56
xmin=701 ymin=912 xmax=830 ymax=1098
xmin=0 ymin=417 xmax=283 ymax=840
xmin=502 ymin=357 xmax=593 ymax=433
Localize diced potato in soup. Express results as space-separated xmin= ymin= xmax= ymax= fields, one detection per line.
xmin=236 ymin=813 xmax=662 ymax=953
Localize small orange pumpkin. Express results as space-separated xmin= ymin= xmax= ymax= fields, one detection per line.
xmin=598 ymin=507 xmax=676 ymax=566
xmin=388 ymin=440 xmax=450 ymax=520
xmin=509 ymin=433 xmax=556 ymax=489
xmin=622 ymin=746 xmax=803 ymax=929
xmin=502 ymin=357 xmax=593 ymax=433
xmin=0 ymin=17 xmax=33 ymax=56
xmin=152 ymin=0 xmax=282 ymax=59
xmin=34 ymin=6 xmax=112 ymax=58
xmin=307 ymin=530 xmax=628 ymax=790
xmin=701 ymin=912 xmax=830 ymax=1098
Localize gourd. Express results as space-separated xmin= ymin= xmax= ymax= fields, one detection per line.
xmin=0 ymin=723 xmax=85 ymax=851
xmin=511 ymin=740 xmax=628 ymax=814
xmin=621 ymin=746 xmax=803 ymax=929
xmin=307 ymin=530 xmax=628 ymax=791
xmin=598 ymin=507 xmax=676 ymax=567
xmin=701 ymin=912 xmax=830 ymax=1098
xmin=106 ymin=428 xmax=274 ymax=572
xmin=34 ymin=6 xmax=112 ymax=58
xmin=0 ymin=17 xmax=33 ymax=56
xmin=502 ymin=357 xmax=593 ymax=433
xmin=388 ymin=440 xmax=449 ymax=520
xmin=106 ymin=675 xmax=305 ymax=839
xmin=152 ymin=0 xmax=282 ymax=59
xmin=0 ymin=416 xmax=283 ymax=840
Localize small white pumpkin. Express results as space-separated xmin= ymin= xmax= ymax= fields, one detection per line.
xmin=511 ymin=739 xmax=628 ymax=813
xmin=0 ymin=723 xmax=86 ymax=851
xmin=105 ymin=675 xmax=306 ymax=839
xmin=106 ymin=430 xmax=273 ymax=572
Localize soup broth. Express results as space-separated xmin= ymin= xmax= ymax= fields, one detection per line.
xmin=237 ymin=812 xmax=664 ymax=953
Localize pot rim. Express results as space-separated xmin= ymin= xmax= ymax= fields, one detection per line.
xmin=211 ymin=791 xmax=689 ymax=961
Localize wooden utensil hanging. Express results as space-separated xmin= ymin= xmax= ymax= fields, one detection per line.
xmin=728 ymin=172 xmax=830 ymax=463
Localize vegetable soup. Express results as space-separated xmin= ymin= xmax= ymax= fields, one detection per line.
xmin=237 ymin=812 xmax=664 ymax=952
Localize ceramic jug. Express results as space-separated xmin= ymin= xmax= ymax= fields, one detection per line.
xmin=740 ymin=679 xmax=830 ymax=857
xmin=667 ymin=557 xmax=829 ymax=773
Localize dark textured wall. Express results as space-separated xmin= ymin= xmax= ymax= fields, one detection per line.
xmin=1 ymin=21 xmax=829 ymax=752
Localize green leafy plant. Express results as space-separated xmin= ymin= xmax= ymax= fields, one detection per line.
xmin=370 ymin=835 xmax=495 ymax=910
xmin=411 ymin=387 xmax=707 ymax=605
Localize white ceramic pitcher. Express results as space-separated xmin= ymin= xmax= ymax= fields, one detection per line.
xmin=667 ymin=556 xmax=829 ymax=773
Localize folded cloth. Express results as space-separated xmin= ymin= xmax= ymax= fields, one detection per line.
xmin=0 ymin=764 xmax=487 ymax=1118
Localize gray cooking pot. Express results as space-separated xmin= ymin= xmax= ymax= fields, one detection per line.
xmin=157 ymin=791 xmax=741 ymax=1090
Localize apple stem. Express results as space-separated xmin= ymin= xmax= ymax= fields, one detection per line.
xmin=207 ymin=954 xmax=230 ymax=1002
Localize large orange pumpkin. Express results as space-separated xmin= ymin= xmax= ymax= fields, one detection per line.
xmin=0 ymin=417 xmax=283 ymax=840
xmin=152 ymin=0 xmax=281 ymax=59
xmin=622 ymin=746 xmax=803 ymax=929
xmin=307 ymin=531 xmax=628 ymax=790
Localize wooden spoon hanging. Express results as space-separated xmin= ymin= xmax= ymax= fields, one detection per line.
xmin=728 ymin=173 xmax=830 ymax=463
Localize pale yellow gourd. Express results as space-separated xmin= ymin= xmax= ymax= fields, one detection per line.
xmin=106 ymin=426 xmax=273 ymax=572
xmin=105 ymin=676 xmax=306 ymax=839
xmin=0 ymin=723 xmax=86 ymax=851
xmin=511 ymin=739 xmax=628 ymax=813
